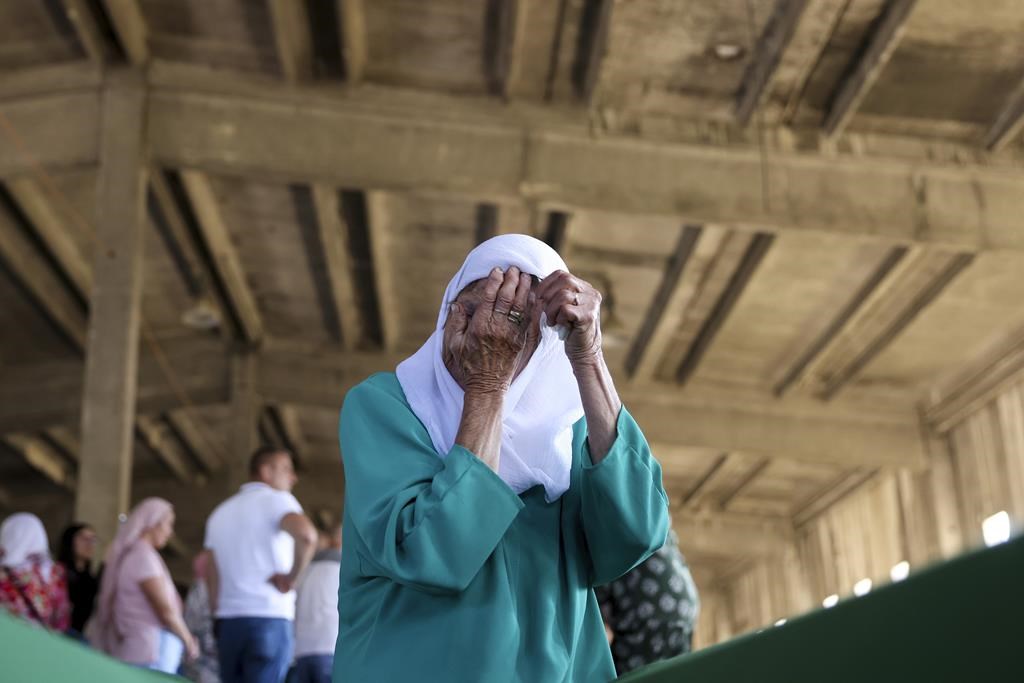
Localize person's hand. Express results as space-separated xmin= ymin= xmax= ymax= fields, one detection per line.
xmin=183 ymin=633 xmax=200 ymax=662
xmin=268 ymin=573 xmax=295 ymax=593
xmin=535 ymin=270 xmax=603 ymax=366
xmin=443 ymin=267 xmax=536 ymax=395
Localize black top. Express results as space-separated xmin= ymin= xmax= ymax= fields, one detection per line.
xmin=57 ymin=524 xmax=99 ymax=633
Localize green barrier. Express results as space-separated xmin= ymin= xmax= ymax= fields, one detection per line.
xmin=0 ymin=613 xmax=176 ymax=683
xmin=2 ymin=537 xmax=1021 ymax=682
xmin=621 ymin=535 xmax=1024 ymax=683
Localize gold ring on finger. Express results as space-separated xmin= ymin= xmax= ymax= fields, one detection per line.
xmin=507 ymin=310 xmax=524 ymax=326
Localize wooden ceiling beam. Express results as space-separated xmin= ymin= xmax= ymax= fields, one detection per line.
xmin=364 ymin=191 xmax=399 ymax=351
xmin=674 ymin=512 xmax=795 ymax=560
xmin=735 ymin=0 xmax=810 ymax=126
xmin=256 ymin=348 xmax=927 ymax=469
xmin=61 ymin=0 xmax=114 ymax=64
xmin=572 ymin=0 xmax=614 ymax=101
xmin=101 ymin=0 xmax=148 ymax=65
xmin=485 ymin=0 xmax=529 ymax=98
xmin=823 ymin=0 xmax=918 ymax=137
xmin=2 ymin=434 xmax=77 ymax=491
xmin=311 ymin=184 xmax=363 ymax=350
xmin=0 ymin=198 xmax=87 ymax=348
xmin=148 ymin=169 xmax=232 ymax=337
xmin=135 ymin=416 xmax=203 ymax=485
xmin=268 ymin=0 xmax=314 ymax=83
xmin=337 ymin=0 xmax=367 ymax=84
xmin=180 ymin=170 xmax=264 ymax=346
xmin=165 ymin=409 xmax=223 ymax=474
xmin=0 ymin=339 xmax=927 ymax=469
xmin=984 ymin=77 xmax=1024 ymax=152
xmin=0 ymin=90 xmax=98 ymax=179
xmin=0 ymin=335 xmax=230 ymax=434
xmin=142 ymin=65 xmax=1024 ymax=253
xmin=5 ymin=177 xmax=93 ymax=296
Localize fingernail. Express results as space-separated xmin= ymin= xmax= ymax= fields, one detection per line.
xmin=491 ymin=267 xmax=502 ymax=276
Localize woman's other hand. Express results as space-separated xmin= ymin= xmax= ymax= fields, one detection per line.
xmin=183 ymin=631 xmax=200 ymax=662
xmin=443 ymin=267 xmax=534 ymax=395
xmin=535 ymin=270 xmax=603 ymax=366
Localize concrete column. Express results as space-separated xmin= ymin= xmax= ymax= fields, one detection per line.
xmin=75 ymin=70 xmax=148 ymax=543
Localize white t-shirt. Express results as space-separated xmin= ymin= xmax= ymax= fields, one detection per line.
xmin=203 ymin=482 xmax=303 ymax=620
xmin=293 ymin=551 xmax=341 ymax=658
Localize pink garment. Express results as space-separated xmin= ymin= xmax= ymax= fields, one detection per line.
xmin=88 ymin=498 xmax=180 ymax=665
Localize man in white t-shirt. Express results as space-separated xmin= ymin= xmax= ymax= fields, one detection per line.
xmin=292 ymin=522 xmax=341 ymax=683
xmin=203 ymin=447 xmax=317 ymax=683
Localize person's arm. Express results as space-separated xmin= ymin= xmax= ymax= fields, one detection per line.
xmin=202 ymin=549 xmax=218 ymax=615
xmin=140 ymin=577 xmax=198 ymax=660
xmin=269 ymin=513 xmax=317 ymax=593
xmin=537 ymin=270 xmax=669 ymax=583
xmin=340 ymin=379 xmax=524 ymax=595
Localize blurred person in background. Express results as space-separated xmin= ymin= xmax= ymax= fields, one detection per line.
xmin=88 ymin=498 xmax=198 ymax=673
xmin=0 ymin=512 xmax=70 ymax=633
xmin=203 ymin=447 xmax=317 ymax=683
xmin=291 ymin=522 xmax=342 ymax=683
xmin=596 ymin=527 xmax=700 ymax=676
xmin=183 ymin=551 xmax=220 ymax=683
xmin=57 ymin=522 xmax=100 ymax=639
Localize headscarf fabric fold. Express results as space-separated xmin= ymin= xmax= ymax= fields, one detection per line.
xmin=0 ymin=513 xmax=52 ymax=577
xmin=88 ymin=498 xmax=174 ymax=653
xmin=396 ymin=234 xmax=584 ymax=501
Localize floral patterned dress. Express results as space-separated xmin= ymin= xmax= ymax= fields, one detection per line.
xmin=0 ymin=561 xmax=71 ymax=632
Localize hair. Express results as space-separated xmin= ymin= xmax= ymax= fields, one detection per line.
xmin=248 ymin=445 xmax=294 ymax=478
xmin=57 ymin=522 xmax=91 ymax=567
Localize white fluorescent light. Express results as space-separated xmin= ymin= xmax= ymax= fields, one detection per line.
xmin=774 ymin=618 xmax=787 ymax=627
xmin=822 ymin=594 xmax=839 ymax=608
xmin=890 ymin=561 xmax=910 ymax=582
xmin=853 ymin=578 xmax=873 ymax=596
xmin=982 ymin=511 xmax=1011 ymax=547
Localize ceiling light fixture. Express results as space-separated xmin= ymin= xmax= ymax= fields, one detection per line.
xmin=712 ymin=42 xmax=745 ymax=61
xmin=822 ymin=594 xmax=839 ymax=609
xmin=853 ymin=578 xmax=873 ymax=597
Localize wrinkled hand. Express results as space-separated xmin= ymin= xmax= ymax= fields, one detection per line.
xmin=268 ymin=573 xmax=295 ymax=594
xmin=443 ymin=267 xmax=538 ymax=394
xmin=535 ymin=270 xmax=603 ymax=366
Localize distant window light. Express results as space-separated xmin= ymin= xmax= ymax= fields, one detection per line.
xmin=982 ymin=511 xmax=1011 ymax=547
xmin=853 ymin=578 xmax=873 ymax=597
xmin=890 ymin=561 xmax=910 ymax=582
xmin=822 ymin=594 xmax=839 ymax=608
xmin=774 ymin=618 xmax=787 ymax=627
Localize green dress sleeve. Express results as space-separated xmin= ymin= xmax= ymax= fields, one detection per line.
xmin=339 ymin=377 xmax=525 ymax=595
xmin=579 ymin=406 xmax=670 ymax=586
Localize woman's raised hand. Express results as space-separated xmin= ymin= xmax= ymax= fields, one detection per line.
xmin=443 ymin=267 xmax=534 ymax=394
xmin=534 ymin=270 xmax=603 ymax=366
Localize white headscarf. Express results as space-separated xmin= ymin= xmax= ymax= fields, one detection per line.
xmin=0 ymin=513 xmax=52 ymax=577
xmin=397 ymin=234 xmax=584 ymax=501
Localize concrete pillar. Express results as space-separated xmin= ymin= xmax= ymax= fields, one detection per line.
xmin=75 ymin=70 xmax=148 ymax=543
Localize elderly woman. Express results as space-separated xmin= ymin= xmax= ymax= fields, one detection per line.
xmin=335 ymin=234 xmax=668 ymax=682
xmin=88 ymin=498 xmax=198 ymax=673
xmin=0 ymin=513 xmax=70 ymax=632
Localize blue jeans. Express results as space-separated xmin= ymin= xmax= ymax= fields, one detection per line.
xmin=215 ymin=617 xmax=294 ymax=683
xmin=292 ymin=654 xmax=333 ymax=683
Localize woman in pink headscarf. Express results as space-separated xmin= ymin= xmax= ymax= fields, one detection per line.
xmin=87 ymin=498 xmax=198 ymax=673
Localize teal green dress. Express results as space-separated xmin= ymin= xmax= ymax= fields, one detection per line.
xmin=334 ymin=373 xmax=669 ymax=683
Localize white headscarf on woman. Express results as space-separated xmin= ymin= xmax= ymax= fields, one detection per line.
xmin=0 ymin=513 xmax=53 ymax=578
xmin=396 ymin=234 xmax=584 ymax=502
